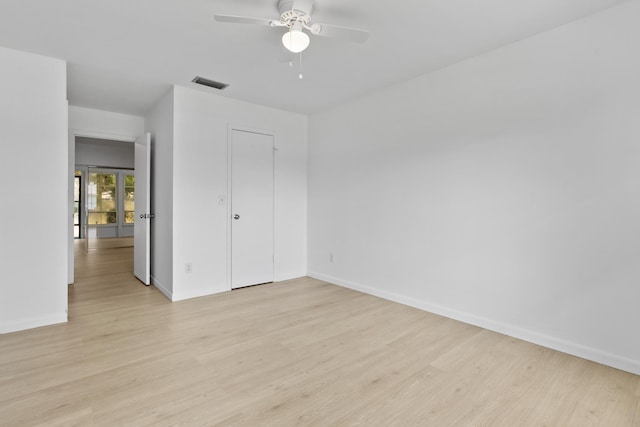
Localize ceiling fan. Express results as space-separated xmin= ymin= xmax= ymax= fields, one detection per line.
xmin=214 ymin=0 xmax=369 ymax=54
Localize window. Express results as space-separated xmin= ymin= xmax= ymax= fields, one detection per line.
xmin=88 ymin=172 xmax=117 ymax=224
xmin=74 ymin=172 xmax=82 ymax=238
xmin=124 ymin=174 xmax=135 ymax=224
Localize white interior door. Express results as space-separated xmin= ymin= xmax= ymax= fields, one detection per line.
xmin=134 ymin=132 xmax=151 ymax=285
xmin=231 ymin=129 xmax=274 ymax=289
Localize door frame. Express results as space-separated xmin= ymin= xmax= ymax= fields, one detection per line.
xmin=68 ymin=129 xmax=137 ymax=285
xmin=74 ymin=174 xmax=82 ymax=239
xmin=226 ymin=124 xmax=277 ymax=290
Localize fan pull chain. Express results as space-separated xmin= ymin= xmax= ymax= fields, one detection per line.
xmin=298 ymin=52 xmax=303 ymax=80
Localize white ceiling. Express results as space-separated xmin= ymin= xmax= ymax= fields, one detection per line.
xmin=0 ymin=0 xmax=628 ymax=116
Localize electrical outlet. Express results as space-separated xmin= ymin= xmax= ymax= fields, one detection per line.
xmin=185 ymin=262 xmax=193 ymax=273
xmin=329 ymin=252 xmax=334 ymax=263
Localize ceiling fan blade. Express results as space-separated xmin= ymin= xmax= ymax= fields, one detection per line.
xmin=309 ymin=23 xmax=369 ymax=43
xmin=214 ymin=14 xmax=277 ymax=27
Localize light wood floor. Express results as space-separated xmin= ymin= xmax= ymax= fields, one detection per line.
xmin=0 ymin=246 xmax=638 ymax=426
xmin=83 ymin=236 xmax=134 ymax=251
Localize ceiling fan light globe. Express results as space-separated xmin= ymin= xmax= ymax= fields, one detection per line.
xmin=282 ymin=30 xmax=310 ymax=53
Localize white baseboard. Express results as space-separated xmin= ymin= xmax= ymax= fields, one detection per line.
xmin=275 ymin=272 xmax=307 ymax=282
xmin=151 ymin=275 xmax=172 ymax=301
xmin=152 ymin=274 xmax=306 ymax=302
xmin=171 ymin=286 xmax=229 ymax=302
xmin=308 ymin=271 xmax=640 ymax=376
xmin=0 ymin=312 xmax=67 ymax=334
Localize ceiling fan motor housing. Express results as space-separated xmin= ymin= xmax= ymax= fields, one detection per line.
xmin=278 ymin=0 xmax=314 ymax=21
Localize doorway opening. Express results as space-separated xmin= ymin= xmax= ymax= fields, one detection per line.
xmin=73 ymin=137 xmax=135 ymax=262
xmin=69 ymin=132 xmax=151 ymax=289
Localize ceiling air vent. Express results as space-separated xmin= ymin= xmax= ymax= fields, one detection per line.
xmin=192 ymin=76 xmax=229 ymax=90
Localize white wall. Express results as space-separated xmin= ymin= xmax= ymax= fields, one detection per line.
xmin=75 ymin=138 xmax=135 ymax=169
xmin=308 ymin=1 xmax=640 ymax=374
xmin=67 ymin=106 xmax=145 ymax=283
xmin=168 ymin=86 xmax=307 ymax=301
xmin=145 ymin=90 xmax=174 ymax=297
xmin=0 ymin=47 xmax=68 ymax=333
xmin=69 ymin=106 xmax=145 ymax=140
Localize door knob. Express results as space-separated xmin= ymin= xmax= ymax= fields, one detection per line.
xmin=233 ymin=214 xmax=240 ymax=220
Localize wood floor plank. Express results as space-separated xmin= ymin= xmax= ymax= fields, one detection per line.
xmin=0 ymin=241 xmax=638 ymax=425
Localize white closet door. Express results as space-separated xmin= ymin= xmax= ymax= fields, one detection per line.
xmin=231 ymin=129 xmax=274 ymax=289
